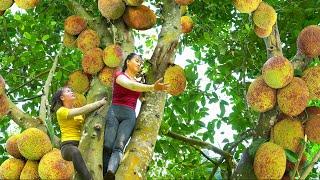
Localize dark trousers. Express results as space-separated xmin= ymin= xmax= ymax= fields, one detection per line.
xmin=61 ymin=141 xmax=92 ymax=180
xmin=103 ymin=104 xmax=136 ymax=174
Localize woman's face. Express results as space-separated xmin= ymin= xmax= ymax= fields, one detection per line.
xmin=60 ymin=87 xmax=75 ymax=104
xmin=127 ymin=55 xmax=143 ymax=74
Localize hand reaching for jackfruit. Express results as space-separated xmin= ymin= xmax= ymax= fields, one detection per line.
xmin=153 ymin=78 xmax=170 ymax=92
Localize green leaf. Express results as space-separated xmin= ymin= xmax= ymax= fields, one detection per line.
xmin=23 ymin=32 xmax=32 ymax=40
xmin=42 ymin=35 xmax=50 ymax=41
xmin=285 ymin=149 xmax=298 ymax=163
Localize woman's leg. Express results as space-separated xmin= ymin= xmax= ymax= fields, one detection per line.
xmin=61 ymin=142 xmax=92 ymax=180
xmin=107 ymin=106 xmax=136 ymax=175
xmin=103 ymin=106 xmax=120 ymax=174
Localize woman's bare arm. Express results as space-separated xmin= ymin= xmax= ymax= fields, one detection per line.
xmin=116 ymin=75 xmax=154 ymax=92
xmin=67 ymin=98 xmax=107 ymax=119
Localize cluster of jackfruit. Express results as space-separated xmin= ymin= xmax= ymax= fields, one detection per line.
xmin=233 ymin=0 xmax=276 ymax=38
xmin=0 ymin=128 xmax=74 ymax=179
xmin=0 ymin=0 xmax=39 ymax=15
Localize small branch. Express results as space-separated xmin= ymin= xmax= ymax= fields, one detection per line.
xmin=291 ymin=52 xmax=312 ymax=72
xmin=165 ymin=131 xmax=231 ymax=158
xmin=11 ymin=94 xmax=43 ymax=103
xmin=291 ymin=135 xmax=307 ymax=180
xmin=7 ymin=69 xmax=50 ymax=94
xmin=190 ymin=144 xmax=218 ymax=165
xmin=300 ymin=149 xmax=320 ymax=179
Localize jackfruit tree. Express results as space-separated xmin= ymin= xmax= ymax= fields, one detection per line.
xmin=0 ymin=0 xmax=320 ymax=179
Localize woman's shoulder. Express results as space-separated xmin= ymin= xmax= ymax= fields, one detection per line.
xmin=56 ymin=106 xmax=70 ymax=115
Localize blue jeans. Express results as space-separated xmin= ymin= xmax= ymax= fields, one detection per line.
xmin=103 ymin=104 xmax=136 ymax=174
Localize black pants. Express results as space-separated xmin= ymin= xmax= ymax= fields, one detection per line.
xmin=61 ymin=141 xmax=92 ymax=180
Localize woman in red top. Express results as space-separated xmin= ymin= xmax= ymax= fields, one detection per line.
xmin=103 ymin=53 xmax=169 ymax=179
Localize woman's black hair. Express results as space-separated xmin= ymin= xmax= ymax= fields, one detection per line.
xmin=50 ymin=87 xmax=66 ymax=113
xmin=122 ymin=53 xmax=142 ymax=72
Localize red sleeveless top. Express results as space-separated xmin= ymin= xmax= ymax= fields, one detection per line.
xmin=112 ymin=71 xmax=141 ymax=110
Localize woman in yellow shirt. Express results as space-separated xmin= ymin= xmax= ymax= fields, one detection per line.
xmin=51 ymin=86 xmax=106 ymax=180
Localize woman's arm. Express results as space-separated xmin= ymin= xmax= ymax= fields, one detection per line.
xmin=67 ymin=98 xmax=107 ymax=119
xmin=116 ymin=75 xmax=154 ymax=92
xmin=116 ymin=75 xmax=170 ymax=92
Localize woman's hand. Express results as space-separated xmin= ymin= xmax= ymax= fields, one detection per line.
xmin=99 ymin=97 xmax=107 ymax=105
xmin=153 ymin=78 xmax=170 ymax=91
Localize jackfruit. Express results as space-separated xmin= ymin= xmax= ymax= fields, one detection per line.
xmin=254 ymin=25 xmax=272 ymax=38
xmin=246 ymin=76 xmax=276 ymax=112
xmin=175 ymin=0 xmax=194 ymax=6
xmin=77 ymin=29 xmax=100 ymax=53
xmin=0 ymin=95 xmax=9 ymax=118
xmin=297 ymin=25 xmax=320 ymax=58
xmin=302 ymin=66 xmax=320 ymax=100
xmin=82 ymin=48 xmax=104 ymax=75
xmin=305 ymin=115 xmax=320 ymax=144
xmin=181 ymin=16 xmax=193 ymax=33
xmin=63 ymin=32 xmax=77 ymax=48
xmin=0 ymin=0 xmax=13 ymax=11
xmin=99 ymin=67 xmax=115 ymax=87
xmin=253 ymin=142 xmax=286 ymax=179
xmin=262 ymin=56 xmax=293 ymax=89
xmin=98 ymin=0 xmax=125 ymax=20
xmin=123 ymin=0 xmax=143 ymax=6
xmin=164 ymin=64 xmax=186 ymax=96
xmin=67 ymin=70 xmax=90 ymax=94
xmin=64 ymin=15 xmax=87 ymax=35
xmin=253 ymin=2 xmax=277 ymax=29
xmin=123 ymin=5 xmax=156 ymax=30
xmin=0 ymin=158 xmax=25 ymax=179
xmin=103 ymin=44 xmax=123 ymax=68
xmin=73 ymin=93 xmax=86 ymax=108
xmin=20 ymin=160 xmax=39 ymax=180
xmin=233 ymin=0 xmax=261 ymax=13
xmin=6 ymin=134 xmax=23 ymax=159
xmin=277 ymin=77 xmax=309 ymax=116
xmin=17 ymin=128 xmax=52 ymax=160
xmin=272 ymin=118 xmax=304 ymax=152
xmin=14 ymin=0 xmax=39 ymax=9
xmin=38 ymin=149 xmax=74 ymax=180
xmin=0 ymin=75 xmax=4 ymax=95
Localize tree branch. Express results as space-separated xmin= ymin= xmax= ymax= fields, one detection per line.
xmin=190 ymin=144 xmax=218 ymax=165
xmin=11 ymin=94 xmax=43 ymax=103
xmin=165 ymin=131 xmax=231 ymax=158
xmin=291 ymin=135 xmax=307 ymax=180
xmin=300 ymin=149 xmax=320 ymax=179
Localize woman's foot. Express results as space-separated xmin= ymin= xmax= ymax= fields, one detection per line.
xmin=103 ymin=170 xmax=115 ymax=180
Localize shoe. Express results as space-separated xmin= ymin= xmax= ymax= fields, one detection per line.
xmin=103 ymin=170 xmax=115 ymax=180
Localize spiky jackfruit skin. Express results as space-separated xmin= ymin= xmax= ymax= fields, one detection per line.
xmin=77 ymin=29 xmax=100 ymax=53
xmin=254 ymin=25 xmax=272 ymax=38
xmin=164 ymin=65 xmax=186 ymax=96
xmin=302 ymin=66 xmax=320 ymax=100
xmin=246 ymin=76 xmax=276 ymax=112
xmin=0 ymin=75 xmax=4 ymax=95
xmin=38 ymin=149 xmax=74 ymax=180
xmin=262 ymin=56 xmax=294 ymax=89
xmin=99 ymin=67 xmax=115 ymax=87
xmin=20 ymin=160 xmax=39 ymax=180
xmin=277 ymin=77 xmax=309 ymax=116
xmin=64 ymin=15 xmax=87 ymax=35
xmin=253 ymin=2 xmax=277 ymax=29
xmin=0 ymin=95 xmax=9 ymax=118
xmin=73 ymin=93 xmax=86 ymax=108
xmin=14 ymin=0 xmax=39 ymax=9
xmin=297 ymin=25 xmax=320 ymax=58
xmin=175 ymin=0 xmax=194 ymax=6
xmin=98 ymin=0 xmax=125 ymax=20
xmin=67 ymin=70 xmax=90 ymax=94
xmin=123 ymin=5 xmax=157 ymax=30
xmin=306 ymin=107 xmax=320 ymax=116
xmin=180 ymin=5 xmax=187 ymax=15
xmin=273 ymin=119 xmax=304 ymax=152
xmin=233 ymin=0 xmax=261 ymax=13
xmin=253 ymin=142 xmax=286 ymax=180
xmin=305 ymin=115 xmax=320 ymax=144
xmin=63 ymin=32 xmax=77 ymax=48
xmin=124 ymin=0 xmax=143 ymax=6
xmin=103 ymin=44 xmax=123 ymax=68
xmin=17 ymin=128 xmax=52 ymax=160
xmin=181 ymin=16 xmax=193 ymax=33
xmin=6 ymin=134 xmax=23 ymax=159
xmin=82 ymin=48 xmax=104 ymax=75
xmin=0 ymin=158 xmax=25 ymax=179
xmin=0 ymin=0 xmax=13 ymax=11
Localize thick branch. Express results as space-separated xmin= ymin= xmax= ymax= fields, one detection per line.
xmin=165 ymin=131 xmax=230 ymax=158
